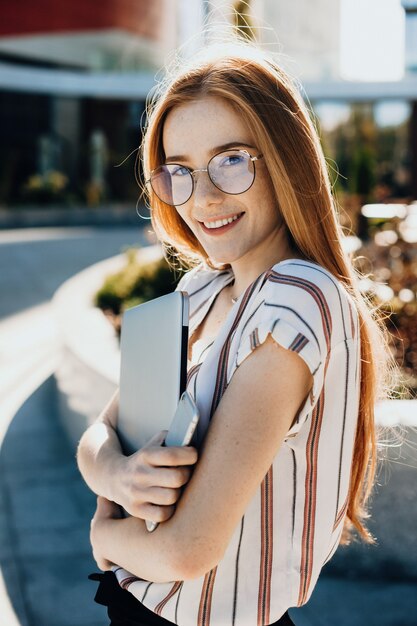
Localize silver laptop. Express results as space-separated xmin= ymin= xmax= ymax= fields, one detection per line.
xmin=118 ymin=290 xmax=189 ymax=455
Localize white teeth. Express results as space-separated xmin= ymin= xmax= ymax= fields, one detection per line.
xmin=203 ymin=214 xmax=241 ymax=229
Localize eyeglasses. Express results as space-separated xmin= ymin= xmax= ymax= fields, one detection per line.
xmin=145 ymin=149 xmax=263 ymax=206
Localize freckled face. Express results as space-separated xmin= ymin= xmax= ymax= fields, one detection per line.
xmin=162 ymin=96 xmax=283 ymax=266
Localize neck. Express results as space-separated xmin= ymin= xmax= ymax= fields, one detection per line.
xmin=227 ymin=231 xmax=300 ymax=303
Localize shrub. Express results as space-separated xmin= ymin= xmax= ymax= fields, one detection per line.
xmin=94 ymin=249 xmax=182 ymax=317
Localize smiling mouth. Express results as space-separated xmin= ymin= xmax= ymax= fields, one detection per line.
xmin=199 ymin=212 xmax=245 ymax=234
xmin=199 ymin=212 xmax=245 ymax=229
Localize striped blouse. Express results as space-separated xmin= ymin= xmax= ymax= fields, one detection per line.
xmin=113 ymin=258 xmax=361 ymax=626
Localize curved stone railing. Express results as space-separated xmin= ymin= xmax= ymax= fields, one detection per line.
xmin=52 ymin=243 xmax=163 ymax=449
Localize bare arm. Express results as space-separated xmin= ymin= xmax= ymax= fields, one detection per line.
xmin=77 ymin=388 xmax=198 ymax=520
xmin=76 ymin=388 xmax=124 ymax=503
xmin=91 ymin=335 xmax=313 ymax=582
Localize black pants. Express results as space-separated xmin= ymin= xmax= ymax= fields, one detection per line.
xmin=89 ymin=571 xmax=296 ymax=626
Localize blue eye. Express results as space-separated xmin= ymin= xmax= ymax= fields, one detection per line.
xmin=219 ymin=154 xmax=245 ymax=167
xmin=169 ymin=165 xmax=189 ymax=177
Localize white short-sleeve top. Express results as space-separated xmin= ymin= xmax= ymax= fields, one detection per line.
xmin=114 ymin=258 xmax=361 ymax=626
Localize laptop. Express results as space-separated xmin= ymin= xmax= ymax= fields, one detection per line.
xmin=118 ymin=290 xmax=189 ymax=455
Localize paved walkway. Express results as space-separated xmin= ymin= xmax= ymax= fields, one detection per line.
xmin=0 ymin=376 xmax=102 ymax=626
xmin=0 ymin=226 xmax=149 ymax=625
xmin=0 ymin=226 xmax=416 ymax=625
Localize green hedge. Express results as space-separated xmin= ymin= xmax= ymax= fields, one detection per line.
xmin=94 ymin=249 xmax=183 ymax=315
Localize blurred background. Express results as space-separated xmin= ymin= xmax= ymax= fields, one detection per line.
xmin=1 ymin=0 xmax=417 ymax=390
xmin=0 ymin=1 xmax=416 ymax=625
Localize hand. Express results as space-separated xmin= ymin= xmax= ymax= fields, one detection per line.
xmin=90 ymin=496 xmax=123 ymax=571
xmin=113 ymin=430 xmax=198 ymax=523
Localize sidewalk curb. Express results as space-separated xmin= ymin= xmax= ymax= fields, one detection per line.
xmin=52 ymin=243 xmax=163 ymax=449
xmin=0 ymin=352 xmax=59 ymax=626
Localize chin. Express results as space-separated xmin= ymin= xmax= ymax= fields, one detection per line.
xmin=208 ymin=254 xmax=237 ymax=266
xmin=205 ymin=244 xmax=241 ymax=263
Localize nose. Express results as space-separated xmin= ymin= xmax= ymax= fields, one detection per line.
xmin=192 ymin=169 xmax=223 ymax=207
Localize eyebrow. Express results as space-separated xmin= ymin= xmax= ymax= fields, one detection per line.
xmin=165 ymin=142 xmax=257 ymax=163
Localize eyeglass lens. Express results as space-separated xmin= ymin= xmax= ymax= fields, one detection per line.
xmin=150 ymin=150 xmax=255 ymax=206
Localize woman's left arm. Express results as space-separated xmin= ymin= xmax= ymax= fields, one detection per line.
xmin=91 ymin=334 xmax=313 ymax=582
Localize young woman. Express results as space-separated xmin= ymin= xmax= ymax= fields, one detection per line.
xmin=77 ymin=39 xmax=395 ymax=626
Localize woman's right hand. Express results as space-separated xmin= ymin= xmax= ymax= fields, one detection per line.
xmin=114 ymin=430 xmax=198 ymax=522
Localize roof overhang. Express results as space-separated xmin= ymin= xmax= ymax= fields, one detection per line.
xmin=0 ymin=62 xmax=416 ymax=101
xmin=0 ymin=62 xmax=156 ymax=99
xmin=302 ymin=76 xmax=417 ymax=101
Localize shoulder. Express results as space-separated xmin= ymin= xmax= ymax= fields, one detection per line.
xmin=233 ymin=258 xmax=359 ymax=422
xmin=262 ymin=259 xmax=359 ymax=347
xmin=266 ymin=259 xmax=343 ymax=306
xmin=175 ymin=263 xmax=231 ymax=297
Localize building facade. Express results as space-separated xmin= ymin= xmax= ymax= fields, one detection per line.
xmin=0 ymin=0 xmax=179 ymax=207
xmin=261 ymin=0 xmax=340 ymax=80
xmin=402 ymin=0 xmax=417 ymax=74
xmin=0 ymin=0 xmax=415 ymax=207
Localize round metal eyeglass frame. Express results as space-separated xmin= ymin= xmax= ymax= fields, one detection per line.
xmin=145 ymin=149 xmax=264 ymax=207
